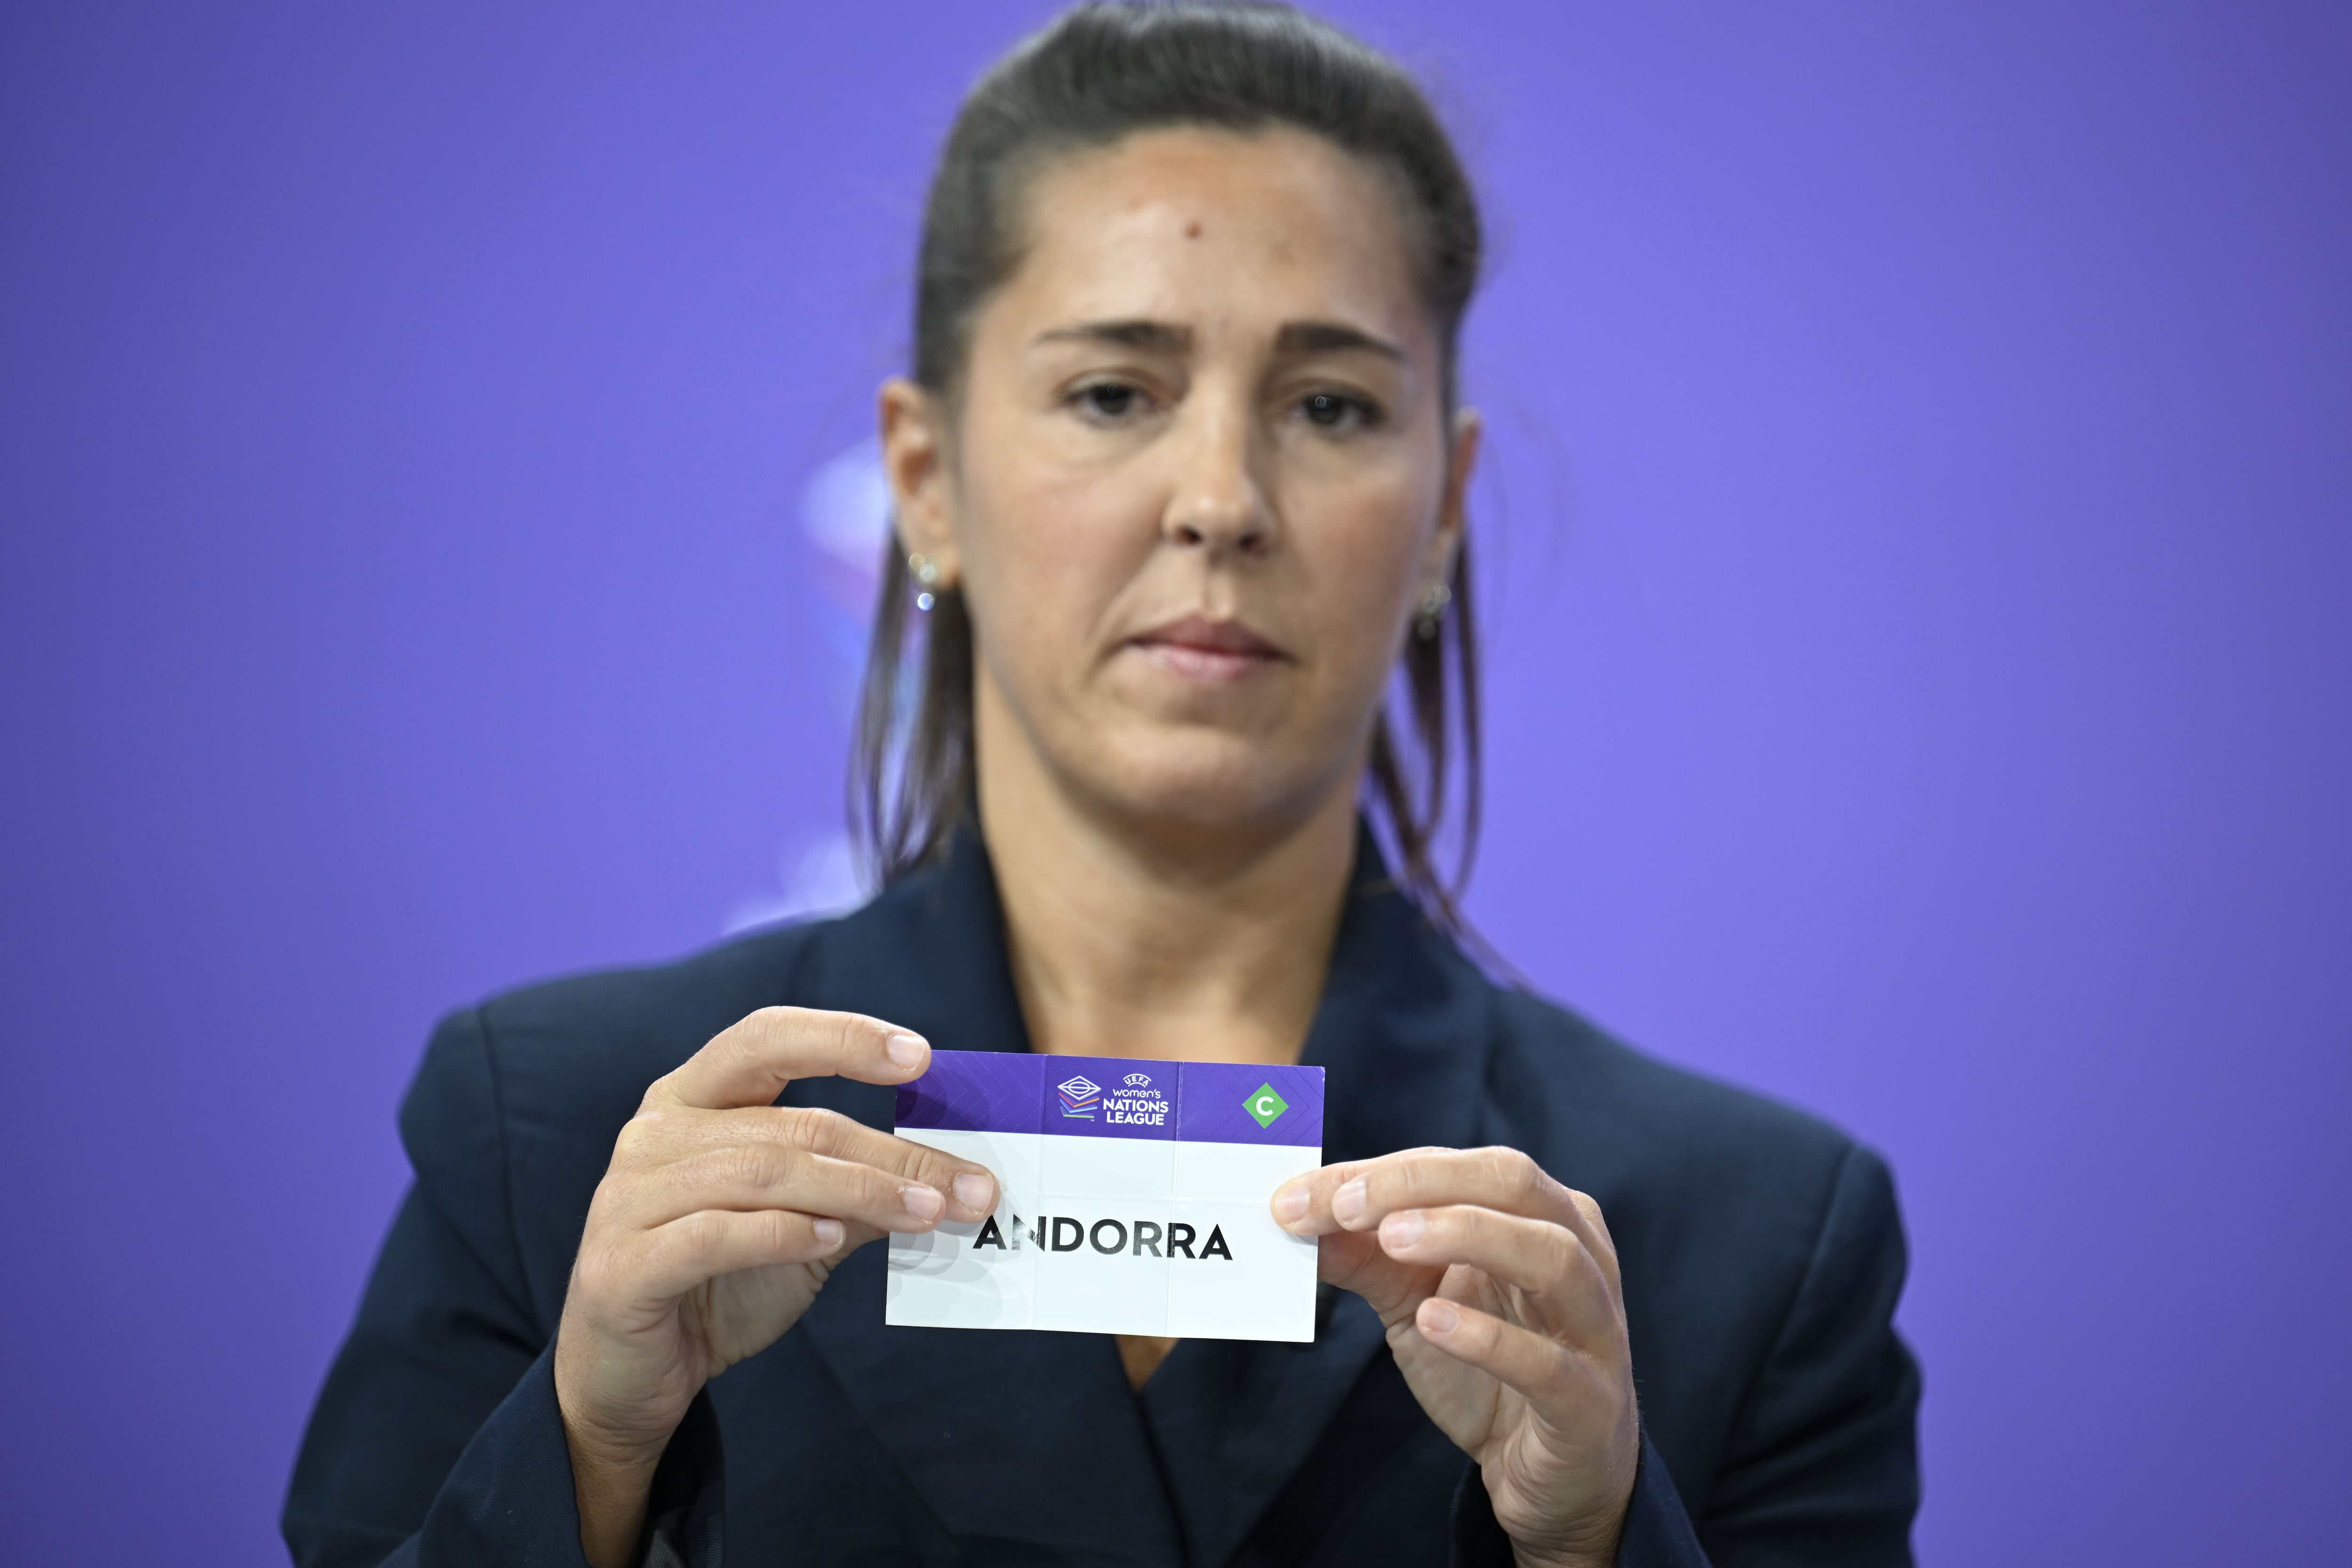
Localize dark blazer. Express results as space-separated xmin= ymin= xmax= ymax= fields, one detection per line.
xmin=285 ymin=833 xmax=1918 ymax=1567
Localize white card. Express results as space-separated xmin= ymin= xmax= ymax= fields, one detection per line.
xmin=886 ymin=1053 xmax=1325 ymax=1342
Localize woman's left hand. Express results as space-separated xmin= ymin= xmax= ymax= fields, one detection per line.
xmin=1272 ymin=1148 xmax=1639 ymax=1568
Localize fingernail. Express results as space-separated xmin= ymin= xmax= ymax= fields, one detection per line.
xmin=952 ymin=1173 xmax=994 ymax=1213
xmin=1382 ymin=1210 xmax=1426 ymax=1248
xmin=901 ymin=1184 xmax=944 ymax=1221
xmin=1333 ymin=1178 xmax=1368 ymax=1226
xmin=812 ymin=1218 xmax=844 ymax=1249
xmin=886 ymin=1034 xmax=928 ymax=1069
xmin=1272 ymin=1184 xmax=1310 ymax=1225
xmin=1422 ymin=1298 xmax=1460 ymax=1334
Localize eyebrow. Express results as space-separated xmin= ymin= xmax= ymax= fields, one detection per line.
xmin=1274 ymin=321 xmax=1406 ymax=362
xmin=1033 ymin=319 xmax=1192 ymax=353
xmin=1030 ymin=318 xmax=1406 ymax=362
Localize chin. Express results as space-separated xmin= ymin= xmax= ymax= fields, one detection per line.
xmin=1078 ymin=725 xmax=1335 ymax=841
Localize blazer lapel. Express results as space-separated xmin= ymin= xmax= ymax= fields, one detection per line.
xmin=783 ymin=828 xmax=1496 ymax=1567
xmin=1303 ymin=834 xmax=1495 ymax=1168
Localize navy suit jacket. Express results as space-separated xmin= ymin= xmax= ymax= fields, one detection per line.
xmin=285 ymin=833 xmax=1918 ymax=1566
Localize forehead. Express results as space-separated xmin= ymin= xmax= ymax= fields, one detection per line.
xmin=990 ymin=126 xmax=1431 ymax=350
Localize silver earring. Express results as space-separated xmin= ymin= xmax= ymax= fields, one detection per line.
xmin=909 ymin=552 xmax=941 ymax=613
xmin=1414 ymin=579 xmax=1452 ymax=640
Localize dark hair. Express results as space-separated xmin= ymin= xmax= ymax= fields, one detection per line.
xmin=855 ymin=0 xmax=1485 ymax=928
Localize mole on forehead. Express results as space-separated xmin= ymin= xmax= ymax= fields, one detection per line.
xmin=1184 ymin=220 xmax=1203 ymax=238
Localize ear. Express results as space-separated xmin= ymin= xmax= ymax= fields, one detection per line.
xmin=1425 ymin=405 xmax=1482 ymax=588
xmin=879 ymin=377 xmax=962 ymax=584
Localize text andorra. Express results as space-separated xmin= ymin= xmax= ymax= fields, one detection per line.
xmin=972 ymin=1213 xmax=1233 ymax=1260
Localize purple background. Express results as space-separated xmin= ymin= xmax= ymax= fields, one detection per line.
xmin=2 ymin=2 xmax=2345 ymax=1563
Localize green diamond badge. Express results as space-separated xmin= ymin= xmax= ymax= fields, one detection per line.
xmin=1245 ymin=1082 xmax=1289 ymax=1129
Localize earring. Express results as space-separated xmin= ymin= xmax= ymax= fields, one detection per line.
xmin=1414 ymin=579 xmax=1452 ymax=640
xmin=908 ymin=552 xmax=941 ymax=613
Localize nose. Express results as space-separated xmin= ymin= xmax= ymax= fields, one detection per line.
xmin=1161 ymin=402 xmax=1275 ymax=558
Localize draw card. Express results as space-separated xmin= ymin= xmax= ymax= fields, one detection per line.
xmin=886 ymin=1051 xmax=1325 ymax=1342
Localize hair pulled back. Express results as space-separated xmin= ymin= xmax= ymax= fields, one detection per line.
xmin=856 ymin=0 xmax=1486 ymax=929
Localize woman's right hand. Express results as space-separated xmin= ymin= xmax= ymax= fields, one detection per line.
xmin=552 ymin=1007 xmax=998 ymax=1567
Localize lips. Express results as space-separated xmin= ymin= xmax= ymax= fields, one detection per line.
xmin=1127 ymin=614 xmax=1286 ymax=685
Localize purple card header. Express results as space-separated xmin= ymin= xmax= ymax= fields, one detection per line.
xmin=895 ymin=1051 xmax=1324 ymax=1149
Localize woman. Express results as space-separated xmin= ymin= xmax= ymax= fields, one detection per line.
xmin=286 ymin=5 xmax=1919 ymax=1565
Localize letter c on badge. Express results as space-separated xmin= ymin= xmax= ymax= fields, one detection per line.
xmin=1089 ymin=1219 xmax=1128 ymax=1255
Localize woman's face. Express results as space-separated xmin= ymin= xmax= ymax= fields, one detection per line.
xmin=885 ymin=126 xmax=1474 ymax=847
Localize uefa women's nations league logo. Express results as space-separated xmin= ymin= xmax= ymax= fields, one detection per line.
xmin=1057 ymin=1075 xmax=1102 ymax=1119
xmin=1050 ymin=1069 xmax=1222 ymax=1130
xmin=1056 ymin=1070 xmax=1175 ymax=1126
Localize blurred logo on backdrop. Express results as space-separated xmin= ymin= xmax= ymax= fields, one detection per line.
xmin=723 ymin=438 xmax=890 ymax=934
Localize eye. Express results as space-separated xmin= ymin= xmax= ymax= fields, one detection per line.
xmin=1071 ymin=380 xmax=1147 ymax=422
xmin=1298 ymin=391 xmax=1380 ymax=431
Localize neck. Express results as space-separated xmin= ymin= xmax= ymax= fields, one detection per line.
xmin=974 ymin=704 xmax=1359 ymax=1069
